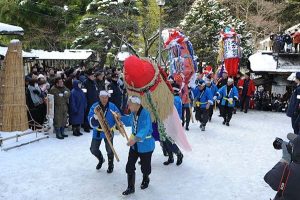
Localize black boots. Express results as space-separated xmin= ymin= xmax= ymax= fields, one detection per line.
xmin=55 ymin=128 xmax=64 ymax=140
xmin=96 ymin=157 xmax=105 ymax=170
xmin=163 ymin=156 xmax=174 ymax=165
xmin=122 ymin=174 xmax=135 ymax=195
xmin=140 ymin=174 xmax=150 ymax=189
xmin=107 ymin=155 xmax=114 ymax=173
xmin=73 ymin=126 xmax=82 ymax=136
xmin=176 ymin=153 xmax=183 ymax=166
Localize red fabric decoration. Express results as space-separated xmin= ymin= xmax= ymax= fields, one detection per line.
xmin=124 ymin=56 xmax=155 ymax=88
xmin=224 ymin=57 xmax=239 ymax=77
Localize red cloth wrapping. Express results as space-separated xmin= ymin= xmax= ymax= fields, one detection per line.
xmin=224 ymin=57 xmax=240 ymax=77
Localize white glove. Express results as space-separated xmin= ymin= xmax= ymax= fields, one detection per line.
xmin=213 ymin=96 xmax=217 ymax=101
xmin=217 ymin=100 xmax=220 ymax=104
xmin=64 ymin=91 xmax=68 ymax=95
xmin=59 ymin=93 xmax=64 ymax=97
xmin=93 ymin=114 xmax=98 ymax=120
xmin=228 ymin=98 xmax=233 ymax=103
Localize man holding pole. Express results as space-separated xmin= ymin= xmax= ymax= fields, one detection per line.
xmin=88 ymin=90 xmax=121 ymax=173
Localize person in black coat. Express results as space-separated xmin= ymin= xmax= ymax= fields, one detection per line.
xmin=83 ymin=69 xmax=99 ymax=132
xmin=264 ymin=133 xmax=300 ymax=200
xmin=108 ymin=73 xmax=123 ymax=112
xmin=287 ymin=72 xmax=300 ymax=135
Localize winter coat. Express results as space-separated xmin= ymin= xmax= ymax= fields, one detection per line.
xmin=69 ymin=80 xmax=87 ymax=125
xmin=121 ymin=107 xmax=155 ymax=153
xmin=174 ymin=95 xmax=182 ymax=120
xmin=83 ymin=78 xmax=98 ymax=107
xmin=88 ymin=102 xmax=120 ymax=140
xmin=287 ymin=85 xmax=300 ymax=118
xmin=192 ymin=86 xmax=213 ymax=109
xmin=217 ymin=85 xmax=239 ymax=107
xmin=49 ymin=85 xmax=70 ymax=128
xmin=284 ymin=34 xmax=293 ymax=44
xmin=237 ymin=78 xmax=255 ymax=97
xmin=108 ymin=80 xmax=123 ymax=111
xmin=265 ymin=162 xmax=300 ymax=200
xmin=292 ymin=32 xmax=300 ymax=44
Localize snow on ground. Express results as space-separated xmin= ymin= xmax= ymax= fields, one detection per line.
xmin=0 ymin=111 xmax=292 ymax=200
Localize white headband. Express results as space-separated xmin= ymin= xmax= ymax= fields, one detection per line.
xmin=128 ymin=96 xmax=141 ymax=104
xmin=99 ymin=90 xmax=110 ymax=97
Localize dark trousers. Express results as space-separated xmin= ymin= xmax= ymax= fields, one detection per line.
xmin=195 ymin=107 xmax=209 ymax=126
xmin=126 ymin=148 xmax=153 ymax=176
xmin=295 ymin=43 xmax=299 ymax=53
xmin=162 ymin=137 xmax=181 ymax=159
xmin=83 ymin=105 xmax=92 ymax=130
xmin=240 ymin=96 xmax=250 ymax=112
xmin=182 ymin=107 xmax=191 ymax=127
xmin=222 ymin=106 xmax=234 ymax=122
xmin=90 ymin=137 xmax=114 ymax=161
xmin=291 ymin=115 xmax=300 ymax=135
xmin=208 ymin=105 xmax=214 ymax=120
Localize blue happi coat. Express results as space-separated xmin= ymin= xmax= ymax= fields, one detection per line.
xmin=217 ymin=85 xmax=239 ymax=107
xmin=174 ymin=95 xmax=182 ymax=120
xmin=121 ymin=107 xmax=155 ymax=153
xmin=192 ymin=86 xmax=213 ymax=109
xmin=207 ymin=83 xmax=218 ymax=101
xmin=88 ymin=102 xmax=120 ymax=140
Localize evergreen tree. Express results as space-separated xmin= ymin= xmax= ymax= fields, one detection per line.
xmin=72 ymin=0 xmax=139 ymax=67
xmin=180 ymin=0 xmax=252 ymax=67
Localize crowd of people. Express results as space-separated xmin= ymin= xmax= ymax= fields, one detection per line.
xmin=270 ymin=28 xmax=300 ymax=53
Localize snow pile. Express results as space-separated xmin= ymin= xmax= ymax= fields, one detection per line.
xmin=0 ymin=111 xmax=292 ymax=200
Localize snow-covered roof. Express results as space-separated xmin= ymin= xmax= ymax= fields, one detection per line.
xmin=0 ymin=22 xmax=24 ymax=35
xmin=30 ymin=49 xmax=94 ymax=60
xmin=249 ymin=51 xmax=300 ymax=73
xmin=288 ymin=72 xmax=296 ymax=81
xmin=0 ymin=46 xmax=37 ymax=58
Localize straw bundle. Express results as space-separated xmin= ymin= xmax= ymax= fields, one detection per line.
xmin=0 ymin=40 xmax=28 ymax=131
xmin=127 ymin=75 xmax=174 ymax=121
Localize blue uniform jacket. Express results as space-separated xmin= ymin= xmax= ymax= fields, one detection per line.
xmin=192 ymin=86 xmax=213 ymax=109
xmin=217 ymin=85 xmax=239 ymax=107
xmin=69 ymin=80 xmax=87 ymax=125
xmin=207 ymin=83 xmax=218 ymax=100
xmin=88 ymin=102 xmax=120 ymax=140
xmin=121 ymin=107 xmax=155 ymax=153
xmin=174 ymin=95 xmax=182 ymax=120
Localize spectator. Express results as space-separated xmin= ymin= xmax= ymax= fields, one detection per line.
xmin=292 ymin=29 xmax=300 ymax=53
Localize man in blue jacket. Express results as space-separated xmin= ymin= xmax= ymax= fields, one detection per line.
xmin=287 ymin=72 xmax=300 ymax=135
xmin=121 ymin=96 xmax=155 ymax=195
xmin=193 ymin=80 xmax=213 ymax=131
xmin=205 ymin=76 xmax=218 ymax=122
xmin=216 ymin=78 xmax=239 ymax=126
xmin=88 ymin=90 xmax=120 ymax=173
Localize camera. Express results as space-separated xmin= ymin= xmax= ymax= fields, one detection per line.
xmin=273 ymin=137 xmax=283 ymax=150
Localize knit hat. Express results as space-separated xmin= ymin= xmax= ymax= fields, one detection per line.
xmin=228 ymin=78 xmax=234 ymax=83
xmin=197 ymin=79 xmax=205 ymax=86
xmin=128 ymin=96 xmax=141 ymax=104
xmin=86 ymin=68 xmax=94 ymax=76
xmin=296 ymin=72 xmax=300 ymax=80
xmin=99 ymin=90 xmax=110 ymax=97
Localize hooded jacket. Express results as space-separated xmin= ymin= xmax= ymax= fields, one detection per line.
xmin=69 ymin=80 xmax=87 ymax=125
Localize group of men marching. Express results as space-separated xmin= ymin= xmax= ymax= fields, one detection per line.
xmin=82 ymin=67 xmax=256 ymax=195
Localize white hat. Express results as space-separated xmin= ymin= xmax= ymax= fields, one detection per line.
xmin=99 ymin=90 xmax=110 ymax=97
xmin=37 ymin=74 xmax=45 ymax=79
xmin=228 ymin=78 xmax=234 ymax=83
xmin=128 ymin=96 xmax=141 ymax=104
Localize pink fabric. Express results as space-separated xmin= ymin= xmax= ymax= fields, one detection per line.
xmin=164 ymin=106 xmax=192 ymax=152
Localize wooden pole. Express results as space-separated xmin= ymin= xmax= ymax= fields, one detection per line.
xmin=94 ymin=106 xmax=120 ymax=162
xmin=110 ymin=109 xmax=129 ymax=141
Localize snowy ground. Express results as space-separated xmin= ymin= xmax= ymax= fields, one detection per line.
xmin=0 ymin=110 xmax=292 ymax=200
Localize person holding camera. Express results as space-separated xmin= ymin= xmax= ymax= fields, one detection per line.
xmin=287 ymin=72 xmax=300 ymax=135
xmin=264 ymin=133 xmax=300 ymax=200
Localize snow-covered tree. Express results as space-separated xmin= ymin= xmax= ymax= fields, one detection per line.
xmin=181 ymin=0 xmax=252 ymax=67
xmin=72 ymin=0 xmax=139 ymax=67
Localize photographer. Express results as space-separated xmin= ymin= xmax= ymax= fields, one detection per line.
xmin=264 ymin=133 xmax=300 ymax=200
